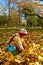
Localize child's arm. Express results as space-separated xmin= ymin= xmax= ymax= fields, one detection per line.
xmin=14 ymin=36 xmax=24 ymax=51
xmin=22 ymin=41 xmax=27 ymax=48
xmin=6 ymin=34 xmax=15 ymax=45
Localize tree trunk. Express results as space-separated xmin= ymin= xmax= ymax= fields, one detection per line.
xmin=8 ymin=1 xmax=11 ymax=26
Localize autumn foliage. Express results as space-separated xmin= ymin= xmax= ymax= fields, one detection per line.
xmin=0 ymin=31 xmax=43 ymax=65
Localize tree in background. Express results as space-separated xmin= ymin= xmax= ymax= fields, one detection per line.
xmin=0 ymin=0 xmax=43 ymax=27
xmin=0 ymin=3 xmax=5 ymax=15
xmin=9 ymin=8 xmax=19 ymax=26
xmin=37 ymin=17 xmax=43 ymax=28
xmin=7 ymin=0 xmax=43 ymax=27
xmin=8 ymin=0 xmax=22 ymax=26
xmin=21 ymin=2 xmax=35 ymax=27
xmin=21 ymin=2 xmax=43 ymax=27
xmin=27 ymin=16 xmax=38 ymax=27
xmin=0 ymin=2 xmax=8 ymax=27
xmin=0 ymin=15 xmax=8 ymax=27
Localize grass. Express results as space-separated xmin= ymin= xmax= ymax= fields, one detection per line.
xmin=0 ymin=27 xmax=43 ymax=31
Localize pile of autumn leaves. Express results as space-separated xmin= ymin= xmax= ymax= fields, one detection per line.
xmin=0 ymin=31 xmax=43 ymax=65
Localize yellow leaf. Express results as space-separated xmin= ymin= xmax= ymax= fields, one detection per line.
xmin=26 ymin=58 xmax=30 ymax=61
xmin=15 ymin=59 xmax=22 ymax=63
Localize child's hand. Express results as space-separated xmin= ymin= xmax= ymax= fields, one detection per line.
xmin=16 ymin=43 xmax=24 ymax=51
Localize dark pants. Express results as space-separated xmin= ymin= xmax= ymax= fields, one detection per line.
xmin=11 ymin=47 xmax=21 ymax=56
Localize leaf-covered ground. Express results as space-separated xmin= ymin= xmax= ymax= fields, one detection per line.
xmin=0 ymin=30 xmax=43 ymax=65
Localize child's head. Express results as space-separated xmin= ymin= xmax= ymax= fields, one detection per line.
xmin=19 ymin=29 xmax=28 ymax=37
